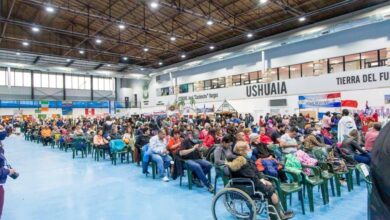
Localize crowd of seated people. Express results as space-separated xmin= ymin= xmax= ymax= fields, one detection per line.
xmin=16 ymin=109 xmax=389 ymax=219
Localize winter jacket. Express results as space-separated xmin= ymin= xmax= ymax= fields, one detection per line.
xmin=341 ymin=137 xmax=367 ymax=157
xmin=135 ymin=135 xmax=150 ymax=149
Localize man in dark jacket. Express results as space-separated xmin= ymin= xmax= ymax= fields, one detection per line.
xmin=179 ymin=129 xmax=214 ymax=193
xmin=370 ymin=122 xmax=390 ymax=219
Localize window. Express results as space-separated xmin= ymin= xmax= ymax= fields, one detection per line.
xmin=158 ymin=87 xmax=173 ymax=96
xmin=249 ymin=71 xmax=259 ymax=84
xmin=65 ymin=75 xmax=72 ymax=89
xmin=0 ymin=68 xmax=5 ymax=85
xmin=98 ymin=78 xmax=104 ymax=90
xmin=49 ymin=74 xmax=57 ymax=88
xmin=329 ymin=56 xmax=343 ymax=73
xmin=269 ymin=68 xmax=278 ymax=81
xmin=84 ymin=77 xmax=91 ymax=90
xmin=361 ymin=50 xmax=378 ymax=68
xmin=379 ymin=48 xmax=387 ymax=66
xmin=278 ymin=67 xmax=289 ymax=80
xmin=290 ymin=64 xmax=301 ymax=79
xmin=14 ymin=70 xmax=23 ymax=86
xmin=57 ymin=75 xmax=63 ymax=88
xmin=345 ymin=54 xmax=360 ymax=71
xmin=218 ymin=77 xmax=226 ymax=88
xmin=179 ymin=84 xmax=189 ymax=93
xmin=72 ymin=76 xmax=79 ymax=89
xmin=23 ymin=71 xmax=31 ymax=87
xmin=204 ymin=79 xmax=212 ymax=90
xmin=104 ymin=78 xmax=111 ymax=91
xmin=211 ymin=78 xmax=218 ymax=89
xmin=258 ymin=71 xmax=265 ymax=83
xmin=9 ymin=69 xmax=15 ymax=86
xmin=303 ymin=62 xmax=314 ymax=77
xmin=232 ymin=74 xmax=241 ymax=86
xmin=241 ymin=73 xmax=250 ymax=85
xmin=34 ymin=73 xmax=41 ymax=87
xmin=41 ymin=73 xmax=49 ymax=87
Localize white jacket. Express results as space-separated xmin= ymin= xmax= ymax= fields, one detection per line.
xmin=337 ymin=116 xmax=357 ymax=143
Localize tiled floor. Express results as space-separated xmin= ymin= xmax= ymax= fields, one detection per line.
xmin=2 ymin=135 xmax=367 ymax=220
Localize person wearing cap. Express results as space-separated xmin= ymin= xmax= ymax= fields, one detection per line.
xmin=338 ymin=109 xmax=357 ymax=143
xmin=225 ymin=141 xmax=294 ymax=220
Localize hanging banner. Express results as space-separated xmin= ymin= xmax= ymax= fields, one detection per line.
xmin=62 ymin=101 xmax=73 ymax=116
xmin=40 ymin=100 xmax=49 ymax=112
xmin=341 ymin=100 xmax=358 ymax=108
xmin=385 ymin=95 xmax=390 ymax=104
xmin=298 ymin=93 xmax=341 ymax=109
xmin=85 ymin=108 xmax=95 ymax=116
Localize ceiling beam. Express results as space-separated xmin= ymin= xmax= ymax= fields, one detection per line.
xmin=65 ymin=60 xmax=74 ymax=67
xmin=19 ymin=0 xmax=204 ymax=43
xmin=94 ymin=63 xmax=104 ymax=70
xmin=32 ymin=56 xmax=41 ymax=64
xmin=0 ymin=0 xmax=16 ymax=44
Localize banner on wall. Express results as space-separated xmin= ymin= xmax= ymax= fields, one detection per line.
xmin=40 ymin=100 xmax=49 ymax=112
xmin=298 ymin=93 xmax=341 ymax=109
xmin=62 ymin=101 xmax=73 ymax=116
xmin=385 ymin=95 xmax=390 ymax=104
xmin=85 ymin=108 xmax=95 ymax=116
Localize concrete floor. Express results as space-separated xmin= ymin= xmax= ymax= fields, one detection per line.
xmin=2 ymin=135 xmax=368 ymax=220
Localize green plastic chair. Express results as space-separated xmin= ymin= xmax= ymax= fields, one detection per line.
xmin=355 ymin=163 xmax=372 ymax=192
xmin=71 ymin=137 xmax=87 ymax=159
xmin=302 ymin=165 xmax=327 ymax=212
xmin=267 ymin=170 xmax=305 ymax=215
xmin=179 ymin=160 xmax=211 ymax=190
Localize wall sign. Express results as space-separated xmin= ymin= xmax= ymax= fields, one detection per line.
xmin=149 ymin=66 xmax=390 ymax=107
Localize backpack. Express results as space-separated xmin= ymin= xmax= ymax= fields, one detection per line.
xmin=110 ymin=139 xmax=126 ymax=152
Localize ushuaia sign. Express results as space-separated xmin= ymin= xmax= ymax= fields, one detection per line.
xmin=246 ymin=81 xmax=287 ymax=97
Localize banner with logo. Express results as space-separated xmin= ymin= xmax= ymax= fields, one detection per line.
xmin=40 ymin=100 xmax=49 ymax=112
xmin=298 ymin=93 xmax=341 ymax=109
xmin=85 ymin=108 xmax=95 ymax=116
xmin=62 ymin=101 xmax=73 ymax=116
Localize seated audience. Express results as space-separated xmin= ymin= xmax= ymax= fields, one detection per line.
xmin=364 ymin=122 xmax=381 ymax=152
xmin=41 ymin=125 xmax=52 ymax=146
xmin=341 ymin=129 xmax=371 ymax=165
xmin=167 ymin=130 xmax=182 ymax=155
xmin=213 ymin=135 xmax=234 ymax=166
xmin=93 ymin=129 xmax=111 ymax=157
xmin=179 ymin=130 xmax=214 ymax=192
xmin=279 ymin=127 xmax=299 ymax=154
xmin=149 ymin=129 xmax=172 ymax=182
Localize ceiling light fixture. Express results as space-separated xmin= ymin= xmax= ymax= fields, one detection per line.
xmin=299 ymin=17 xmax=306 ymax=22
xmin=206 ymin=19 xmax=214 ymax=26
xmin=143 ymin=47 xmax=149 ymax=52
xmin=118 ymin=24 xmax=125 ymax=30
xmin=158 ymin=61 xmax=163 ymax=66
xmin=181 ymin=54 xmax=186 ymax=59
xmin=140 ymin=68 xmax=145 ymax=71
xmin=95 ymin=38 xmax=102 ymax=44
xmin=79 ymin=50 xmax=85 ymax=54
xmin=170 ymin=36 xmax=176 ymax=41
xmin=22 ymin=41 xmax=29 ymax=46
xmin=150 ymin=1 xmax=159 ymax=9
xmin=107 ymin=64 xmax=111 ymax=67
xmin=123 ymin=57 xmax=128 ymax=61
xmin=66 ymin=59 xmax=71 ymax=62
xmin=16 ymin=52 xmax=20 ymax=56
xmin=259 ymin=0 xmax=268 ymax=4
xmin=32 ymin=27 xmax=40 ymax=32
xmin=209 ymin=45 xmax=215 ymax=50
xmin=247 ymin=33 xmax=253 ymax=38
xmin=45 ymin=6 xmax=55 ymax=13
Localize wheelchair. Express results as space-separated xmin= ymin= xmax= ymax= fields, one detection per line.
xmin=211 ymin=178 xmax=282 ymax=220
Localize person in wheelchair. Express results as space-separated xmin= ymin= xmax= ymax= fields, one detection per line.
xmin=226 ymin=141 xmax=294 ymax=220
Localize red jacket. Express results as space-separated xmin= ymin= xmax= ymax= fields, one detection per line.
xmin=203 ymin=135 xmax=215 ymax=148
xmin=260 ymin=134 xmax=273 ymax=144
